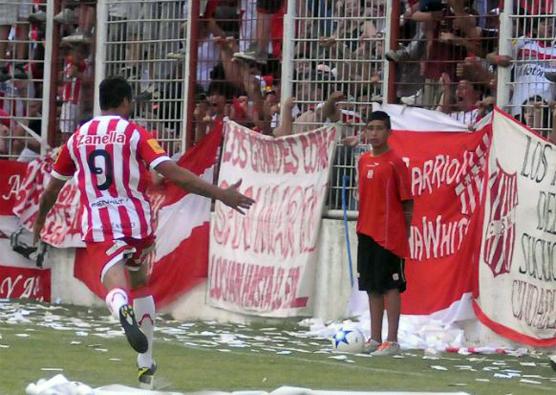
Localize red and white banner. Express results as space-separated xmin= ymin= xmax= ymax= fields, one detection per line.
xmin=0 ymin=264 xmax=51 ymax=301
xmin=208 ymin=122 xmax=337 ymax=317
xmin=0 ymin=160 xmax=28 ymax=236
xmin=73 ymin=128 xmax=222 ymax=307
xmin=473 ymin=109 xmax=556 ymax=347
xmin=12 ymin=150 xmax=83 ymax=248
xmin=390 ymin=126 xmax=491 ymax=321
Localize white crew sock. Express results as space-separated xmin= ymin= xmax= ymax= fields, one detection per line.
xmin=134 ymin=295 xmax=155 ymax=368
xmin=105 ymin=288 xmax=129 ymax=320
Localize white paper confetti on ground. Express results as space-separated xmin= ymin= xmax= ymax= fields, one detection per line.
xmin=520 ymin=379 xmax=541 ymax=385
xmin=431 ymin=365 xmax=448 ymax=371
xmin=494 ymin=373 xmax=520 ymax=379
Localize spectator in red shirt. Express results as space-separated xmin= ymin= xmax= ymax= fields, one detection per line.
xmin=356 ymin=111 xmax=413 ymax=356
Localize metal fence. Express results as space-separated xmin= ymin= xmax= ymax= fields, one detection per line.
xmin=389 ymin=0 xmax=499 ymax=129
xmin=0 ymin=0 xmax=47 ymax=160
xmin=102 ymin=0 xmax=187 ymax=156
xmin=497 ymin=0 xmax=555 ymax=138
xmin=282 ymin=0 xmax=389 ymax=214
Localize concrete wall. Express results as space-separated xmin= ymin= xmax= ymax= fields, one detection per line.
xmin=47 ymin=219 xmax=357 ymax=323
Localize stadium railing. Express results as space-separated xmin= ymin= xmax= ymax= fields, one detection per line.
xmin=0 ymin=0 xmax=49 ymax=160
xmin=100 ymin=0 xmax=188 ymax=156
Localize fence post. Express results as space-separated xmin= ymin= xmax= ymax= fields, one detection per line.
xmin=94 ymin=0 xmax=108 ymax=116
xmin=279 ymin=0 xmax=296 ymax=111
xmin=182 ymin=0 xmax=200 ymax=152
xmin=385 ymin=0 xmax=400 ymax=104
xmin=42 ymin=0 xmax=60 ymax=152
xmin=496 ymin=0 xmax=513 ymax=111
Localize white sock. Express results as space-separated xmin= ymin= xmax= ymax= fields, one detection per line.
xmin=105 ymin=288 xmax=128 ymax=320
xmin=134 ymin=295 xmax=155 ymax=368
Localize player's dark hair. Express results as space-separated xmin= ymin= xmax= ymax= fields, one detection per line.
xmin=367 ymin=111 xmax=391 ymax=130
xmin=99 ymin=76 xmax=132 ymax=110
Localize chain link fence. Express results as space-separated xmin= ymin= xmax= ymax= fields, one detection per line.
xmin=284 ymin=0 xmax=388 ymax=214
xmin=104 ymin=0 xmax=187 ymax=156
xmin=498 ymin=0 xmax=555 ymax=138
xmin=0 ymin=0 xmax=47 ymax=160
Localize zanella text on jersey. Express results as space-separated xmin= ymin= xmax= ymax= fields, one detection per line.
xmin=77 ymin=132 xmax=127 ymax=146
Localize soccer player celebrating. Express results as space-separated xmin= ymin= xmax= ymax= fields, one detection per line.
xmin=356 ymin=111 xmax=413 ymax=356
xmin=33 ymin=77 xmax=255 ymax=387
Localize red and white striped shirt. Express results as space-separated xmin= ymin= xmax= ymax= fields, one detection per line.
xmin=62 ymin=61 xmax=85 ymax=105
xmin=51 ymin=115 xmax=171 ymax=242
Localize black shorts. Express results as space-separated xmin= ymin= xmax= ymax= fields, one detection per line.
xmin=257 ymin=0 xmax=284 ymax=13
xmin=357 ymin=233 xmax=406 ymax=294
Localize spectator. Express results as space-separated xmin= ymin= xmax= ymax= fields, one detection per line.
xmin=438 ymin=74 xmax=484 ymax=127
xmin=0 ymin=107 xmax=11 ymax=155
xmin=506 ymin=16 xmax=556 ymax=123
xmin=14 ymin=99 xmax=42 ymax=160
xmin=0 ymin=0 xmax=31 ymax=81
xmin=58 ymin=1 xmax=95 ymax=44
xmin=193 ymin=80 xmax=238 ymax=143
xmin=234 ymin=0 xmax=285 ymax=64
xmin=59 ymin=53 xmax=86 ymax=137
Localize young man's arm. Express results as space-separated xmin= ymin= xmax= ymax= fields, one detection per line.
xmin=33 ymin=177 xmax=67 ymax=244
xmin=273 ymin=97 xmax=295 ymax=137
xmin=154 ymin=161 xmax=255 ymax=214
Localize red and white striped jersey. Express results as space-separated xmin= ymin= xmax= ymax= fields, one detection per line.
xmin=51 ymin=115 xmax=171 ymax=242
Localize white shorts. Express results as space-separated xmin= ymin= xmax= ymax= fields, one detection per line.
xmin=60 ymin=102 xmax=79 ymax=134
xmin=0 ymin=0 xmax=31 ymax=26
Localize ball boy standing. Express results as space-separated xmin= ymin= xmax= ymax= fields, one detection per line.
xmin=356 ymin=111 xmax=413 ymax=356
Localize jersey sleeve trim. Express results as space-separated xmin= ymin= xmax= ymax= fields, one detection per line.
xmin=150 ymin=156 xmax=172 ymax=170
xmin=51 ymin=169 xmax=72 ymax=181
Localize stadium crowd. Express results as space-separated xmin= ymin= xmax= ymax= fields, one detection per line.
xmin=0 ymin=0 xmax=555 ymax=158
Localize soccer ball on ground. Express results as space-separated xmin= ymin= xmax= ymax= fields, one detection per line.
xmin=331 ymin=327 xmax=365 ymax=353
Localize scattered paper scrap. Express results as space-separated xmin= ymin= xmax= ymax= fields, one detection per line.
xmin=520 ymin=379 xmax=541 ymax=385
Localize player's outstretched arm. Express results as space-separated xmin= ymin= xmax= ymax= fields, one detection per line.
xmin=33 ymin=177 xmax=67 ymax=244
xmin=154 ymin=160 xmax=255 ymax=215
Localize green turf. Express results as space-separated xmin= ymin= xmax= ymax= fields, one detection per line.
xmin=0 ymin=301 xmax=554 ymax=395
